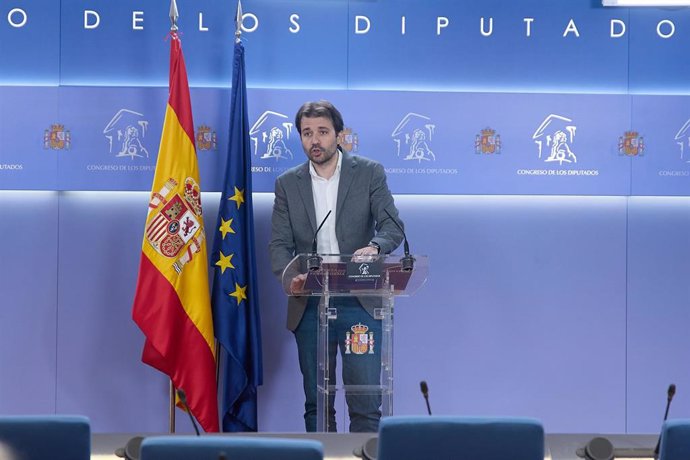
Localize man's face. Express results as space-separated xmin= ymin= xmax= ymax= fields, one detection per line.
xmin=300 ymin=116 xmax=339 ymax=165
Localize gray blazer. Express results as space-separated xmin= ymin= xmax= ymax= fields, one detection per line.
xmin=269 ymin=150 xmax=404 ymax=331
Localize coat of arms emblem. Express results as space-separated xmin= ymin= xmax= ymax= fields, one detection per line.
xmin=345 ymin=323 xmax=375 ymax=355
xmin=195 ymin=125 xmax=217 ymax=151
xmin=145 ymin=177 xmax=205 ymax=273
xmin=339 ymin=127 xmax=359 ymax=153
xmin=43 ymin=124 xmax=71 ymax=150
xmin=618 ymin=131 xmax=645 ymax=157
xmin=475 ymin=127 xmax=501 ymax=154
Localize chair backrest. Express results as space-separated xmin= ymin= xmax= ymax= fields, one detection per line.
xmin=377 ymin=416 xmax=544 ymax=460
xmin=659 ymin=419 xmax=690 ymax=460
xmin=0 ymin=415 xmax=91 ymax=460
xmin=140 ymin=436 xmax=324 ymax=460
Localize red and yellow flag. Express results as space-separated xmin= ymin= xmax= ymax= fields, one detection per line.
xmin=132 ymin=32 xmax=219 ymax=433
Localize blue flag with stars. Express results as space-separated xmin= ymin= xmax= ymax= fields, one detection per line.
xmin=211 ymin=39 xmax=263 ymax=432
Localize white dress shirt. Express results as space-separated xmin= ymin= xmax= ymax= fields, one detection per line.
xmin=309 ymin=150 xmax=342 ymax=255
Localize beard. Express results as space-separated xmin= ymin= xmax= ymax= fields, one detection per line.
xmin=308 ymin=145 xmax=338 ymax=165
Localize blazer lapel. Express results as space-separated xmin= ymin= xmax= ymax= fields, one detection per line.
xmin=336 ymin=151 xmax=356 ymax=225
xmin=295 ymin=162 xmax=317 ymax=232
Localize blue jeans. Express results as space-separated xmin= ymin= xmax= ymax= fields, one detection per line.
xmin=294 ymin=296 xmax=382 ymax=432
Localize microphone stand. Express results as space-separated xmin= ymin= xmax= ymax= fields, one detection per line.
xmin=654 ymin=384 xmax=676 ymax=459
xmin=177 ymin=389 xmax=201 ymax=436
xmin=308 ymin=210 xmax=332 ymax=271
xmin=383 ymin=209 xmax=414 ymax=271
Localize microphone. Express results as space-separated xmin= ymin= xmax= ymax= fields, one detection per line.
xmin=577 ymin=384 xmax=677 ymax=460
xmin=654 ymin=383 xmax=676 ymax=458
xmin=579 ymin=437 xmax=614 ymax=460
xmin=383 ymin=209 xmax=414 ymax=271
xmin=114 ymin=436 xmax=144 ymax=460
xmin=420 ymin=380 xmax=432 ymax=415
xmin=308 ymin=210 xmax=331 ymax=271
xmin=177 ymin=388 xmax=201 ymax=436
xmin=664 ymin=383 xmax=676 ymax=419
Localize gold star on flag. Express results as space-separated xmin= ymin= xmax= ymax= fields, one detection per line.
xmin=219 ymin=217 xmax=235 ymax=239
xmin=228 ymin=186 xmax=245 ymax=209
xmin=215 ymin=251 xmax=235 ymax=274
xmin=229 ymin=282 xmax=247 ymax=305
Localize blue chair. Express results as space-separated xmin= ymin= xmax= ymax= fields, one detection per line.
xmin=140 ymin=436 xmax=323 ymax=460
xmin=0 ymin=415 xmax=91 ymax=460
xmin=377 ymin=416 xmax=544 ymax=460
xmin=659 ymin=419 xmax=690 ymax=460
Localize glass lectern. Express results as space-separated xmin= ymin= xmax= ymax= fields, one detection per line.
xmin=281 ymin=253 xmax=429 ymax=432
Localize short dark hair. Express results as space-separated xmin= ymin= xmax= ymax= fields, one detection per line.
xmin=295 ymin=100 xmax=344 ymax=135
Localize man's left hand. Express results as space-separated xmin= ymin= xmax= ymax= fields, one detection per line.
xmin=352 ymin=245 xmax=379 ymax=262
xmin=353 ymin=245 xmax=379 ymax=256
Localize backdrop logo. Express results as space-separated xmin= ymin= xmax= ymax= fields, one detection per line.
xmin=475 ymin=127 xmax=501 ymax=154
xmin=674 ymin=119 xmax=690 ymax=163
xmin=195 ymin=125 xmax=217 ymax=151
xmin=532 ymin=114 xmax=577 ymax=165
xmin=250 ymin=110 xmax=294 ymax=160
xmin=339 ymin=127 xmax=359 ymax=153
xmin=618 ymin=131 xmax=645 ymax=157
xmin=43 ymin=124 xmax=71 ymax=150
xmin=103 ymin=109 xmax=149 ymax=160
xmin=391 ymin=113 xmax=436 ymax=162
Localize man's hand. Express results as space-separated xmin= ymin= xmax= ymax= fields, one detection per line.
xmin=353 ymin=245 xmax=379 ymax=256
xmin=289 ymin=273 xmax=308 ymax=296
xmin=352 ymin=245 xmax=379 ymax=262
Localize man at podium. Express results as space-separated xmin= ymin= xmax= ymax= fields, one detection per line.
xmin=269 ymin=100 xmax=404 ymax=432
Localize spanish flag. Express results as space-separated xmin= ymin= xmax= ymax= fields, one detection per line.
xmin=132 ymin=31 xmax=219 ymax=433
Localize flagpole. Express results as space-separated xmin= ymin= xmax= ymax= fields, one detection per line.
xmin=169 ymin=0 xmax=178 ymax=31
xmin=236 ymin=0 xmax=243 ymax=43
xmin=169 ymin=381 xmax=176 ymax=433
xmin=166 ymin=0 xmax=180 ymax=435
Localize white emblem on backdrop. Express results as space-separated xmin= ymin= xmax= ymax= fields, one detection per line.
xmin=250 ymin=111 xmax=294 ymax=160
xmin=391 ymin=113 xmax=436 ymax=162
xmin=532 ymin=114 xmax=577 ymax=165
xmin=103 ymin=109 xmax=150 ymax=160
xmin=673 ymin=119 xmax=690 ymax=162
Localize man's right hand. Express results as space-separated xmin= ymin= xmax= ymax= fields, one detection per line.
xmin=289 ymin=273 xmax=308 ymax=296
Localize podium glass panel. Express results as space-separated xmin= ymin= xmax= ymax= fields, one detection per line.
xmin=282 ymin=254 xmax=429 ymax=432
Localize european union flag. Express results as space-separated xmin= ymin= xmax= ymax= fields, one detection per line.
xmin=211 ymin=39 xmax=263 ymax=432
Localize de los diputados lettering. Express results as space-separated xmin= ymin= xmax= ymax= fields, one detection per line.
xmin=2 ymin=7 xmax=683 ymax=41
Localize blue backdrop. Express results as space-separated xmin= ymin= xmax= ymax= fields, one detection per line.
xmin=2 ymin=0 xmax=689 ymax=195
